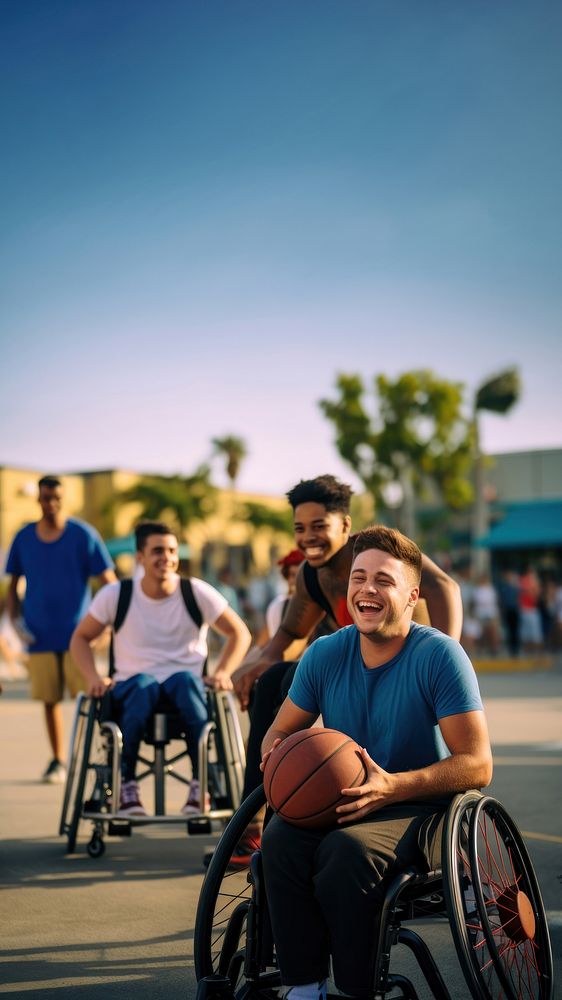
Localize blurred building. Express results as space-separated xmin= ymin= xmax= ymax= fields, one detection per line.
xmin=0 ymin=465 xmax=293 ymax=582
xmin=475 ymin=448 xmax=562 ymax=573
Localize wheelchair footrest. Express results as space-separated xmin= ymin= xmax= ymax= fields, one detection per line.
xmin=107 ymin=820 xmax=132 ymax=837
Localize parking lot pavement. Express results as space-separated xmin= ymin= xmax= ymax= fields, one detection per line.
xmin=1 ymin=664 xmax=561 ymax=998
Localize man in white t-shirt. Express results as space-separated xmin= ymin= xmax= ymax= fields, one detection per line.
xmin=70 ymin=522 xmax=251 ymax=816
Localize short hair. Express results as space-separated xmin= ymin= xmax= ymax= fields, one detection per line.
xmin=286 ymin=475 xmax=353 ymax=514
xmin=352 ymin=526 xmax=422 ymax=584
xmin=38 ymin=475 xmax=62 ymax=491
xmin=135 ymin=521 xmax=177 ymax=552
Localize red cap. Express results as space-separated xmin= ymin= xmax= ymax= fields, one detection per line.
xmin=277 ymin=549 xmax=305 ymax=569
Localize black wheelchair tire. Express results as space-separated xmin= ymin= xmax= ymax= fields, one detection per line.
xmin=194 ymin=786 xmax=267 ymax=983
xmin=64 ymin=698 xmax=98 ymax=854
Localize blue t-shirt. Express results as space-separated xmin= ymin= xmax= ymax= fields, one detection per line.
xmin=288 ymin=623 xmax=483 ymax=775
xmin=5 ymin=518 xmax=114 ymax=652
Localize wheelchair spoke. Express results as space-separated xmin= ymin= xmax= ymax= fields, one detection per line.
xmin=467 ymin=797 xmax=554 ymax=1000
xmin=444 ymin=793 xmax=554 ymax=1000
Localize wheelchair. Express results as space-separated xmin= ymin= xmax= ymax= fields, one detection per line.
xmin=59 ymin=687 xmax=246 ymax=858
xmin=194 ymin=787 xmax=554 ymax=1000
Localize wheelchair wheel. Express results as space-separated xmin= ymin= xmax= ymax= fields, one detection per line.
xmin=194 ymin=786 xmax=279 ymax=996
xmin=444 ymin=792 xmax=554 ymax=1000
xmin=60 ymin=696 xmax=98 ymax=853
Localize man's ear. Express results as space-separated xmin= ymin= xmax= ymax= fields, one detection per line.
xmin=343 ymin=514 xmax=352 ymax=534
xmin=408 ymin=587 xmax=420 ymax=607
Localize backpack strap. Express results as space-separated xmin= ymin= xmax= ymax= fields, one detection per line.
xmin=109 ymin=579 xmax=133 ymax=677
xmin=302 ymin=561 xmax=333 ymax=618
xmin=114 ymin=579 xmax=133 ymax=632
xmin=180 ymin=577 xmax=203 ymax=630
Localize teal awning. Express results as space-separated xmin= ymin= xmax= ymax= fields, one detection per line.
xmin=105 ymin=534 xmax=190 ymax=558
xmin=476 ymin=500 xmax=562 ymax=549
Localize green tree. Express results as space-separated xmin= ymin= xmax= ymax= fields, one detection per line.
xmin=237 ymin=500 xmax=294 ymax=536
xmin=319 ymin=371 xmax=474 ymax=536
xmin=212 ymin=435 xmax=248 ymax=490
xmin=111 ymin=465 xmax=217 ymax=537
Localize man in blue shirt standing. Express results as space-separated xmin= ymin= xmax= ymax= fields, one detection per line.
xmin=5 ymin=475 xmax=116 ymax=783
xmin=260 ymin=525 xmax=492 ymax=1000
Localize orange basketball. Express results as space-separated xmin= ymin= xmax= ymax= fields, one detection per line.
xmin=263 ymin=728 xmax=367 ymax=829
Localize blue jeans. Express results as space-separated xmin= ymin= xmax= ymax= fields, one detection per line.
xmin=111 ymin=672 xmax=208 ymax=783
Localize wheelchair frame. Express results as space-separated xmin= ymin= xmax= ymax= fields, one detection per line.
xmin=194 ymin=787 xmax=554 ymax=1000
xmin=59 ymin=689 xmax=246 ymax=857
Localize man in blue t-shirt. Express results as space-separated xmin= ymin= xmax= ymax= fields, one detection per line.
xmin=5 ymin=475 xmax=115 ymax=783
xmin=260 ymin=525 xmax=492 ymax=1000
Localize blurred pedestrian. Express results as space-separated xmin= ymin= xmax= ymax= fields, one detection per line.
xmin=538 ymin=575 xmax=557 ymax=649
xmin=262 ymin=549 xmax=305 ymax=640
xmin=5 ymin=475 xmax=116 ymax=783
xmin=518 ymin=567 xmax=542 ymax=652
xmin=497 ymin=569 xmax=521 ymax=657
xmin=216 ymin=567 xmax=242 ymax=615
xmin=472 ymin=574 xmax=501 ymax=655
xmin=0 ymin=597 xmax=28 ymax=685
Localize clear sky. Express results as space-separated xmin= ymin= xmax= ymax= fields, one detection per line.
xmin=2 ymin=1 xmax=561 ymax=496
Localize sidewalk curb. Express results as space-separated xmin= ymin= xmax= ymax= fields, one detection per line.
xmin=474 ymin=656 xmax=555 ymax=674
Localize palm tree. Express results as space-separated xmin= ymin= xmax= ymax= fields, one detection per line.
xmin=212 ymin=435 xmax=248 ymax=490
xmin=472 ymin=368 xmax=521 ymax=573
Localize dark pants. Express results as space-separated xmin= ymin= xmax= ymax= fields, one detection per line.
xmin=241 ymin=660 xmax=298 ymax=800
xmin=502 ymin=608 xmax=520 ymax=657
xmin=261 ymin=804 xmax=445 ymax=996
xmin=111 ymin=672 xmax=208 ymax=782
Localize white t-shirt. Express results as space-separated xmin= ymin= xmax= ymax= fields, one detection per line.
xmin=472 ymin=583 xmax=499 ymax=622
xmin=88 ymin=576 xmax=228 ymax=683
xmin=265 ymin=593 xmax=290 ymax=639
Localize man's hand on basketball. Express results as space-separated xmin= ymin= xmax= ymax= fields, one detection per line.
xmin=88 ymin=675 xmax=113 ymax=699
xmin=259 ymin=738 xmax=283 ymax=772
xmin=336 ymin=748 xmax=397 ymax=822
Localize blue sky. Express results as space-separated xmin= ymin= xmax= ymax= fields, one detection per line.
xmin=1 ymin=1 xmax=561 ymax=495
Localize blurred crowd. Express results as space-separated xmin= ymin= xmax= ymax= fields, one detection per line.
xmin=4 ymin=554 xmax=562 ymax=687
xmin=454 ymin=565 xmax=562 ymax=658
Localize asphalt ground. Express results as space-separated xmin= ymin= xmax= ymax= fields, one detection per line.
xmin=1 ymin=665 xmax=561 ymax=1000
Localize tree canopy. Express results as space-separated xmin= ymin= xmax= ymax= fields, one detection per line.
xmin=319 ymin=370 xmax=474 ymax=534
xmin=111 ymin=465 xmax=217 ymax=536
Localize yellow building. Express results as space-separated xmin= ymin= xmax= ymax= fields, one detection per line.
xmin=0 ymin=465 xmax=294 ymax=581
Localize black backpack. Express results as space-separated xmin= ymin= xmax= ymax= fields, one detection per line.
xmin=302 ymin=562 xmax=339 ymax=636
xmin=108 ymin=577 xmax=203 ymax=677
xmin=302 ymin=561 xmax=334 ymax=617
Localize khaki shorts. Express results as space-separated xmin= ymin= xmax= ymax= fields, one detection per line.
xmin=27 ymin=651 xmax=86 ymax=703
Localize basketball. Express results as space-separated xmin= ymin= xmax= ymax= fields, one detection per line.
xmin=263 ymin=728 xmax=367 ymax=829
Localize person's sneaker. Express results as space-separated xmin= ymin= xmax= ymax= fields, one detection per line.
xmin=42 ymin=759 xmax=66 ymax=784
xmin=228 ymin=825 xmax=262 ymax=869
xmin=118 ymin=780 xmax=147 ymax=816
xmin=181 ymin=779 xmax=211 ymax=816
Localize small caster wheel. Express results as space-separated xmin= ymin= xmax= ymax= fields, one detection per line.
xmin=87 ymin=834 xmax=105 ymax=858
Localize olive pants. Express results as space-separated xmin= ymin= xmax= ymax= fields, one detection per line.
xmin=261 ymin=802 xmax=445 ymax=997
